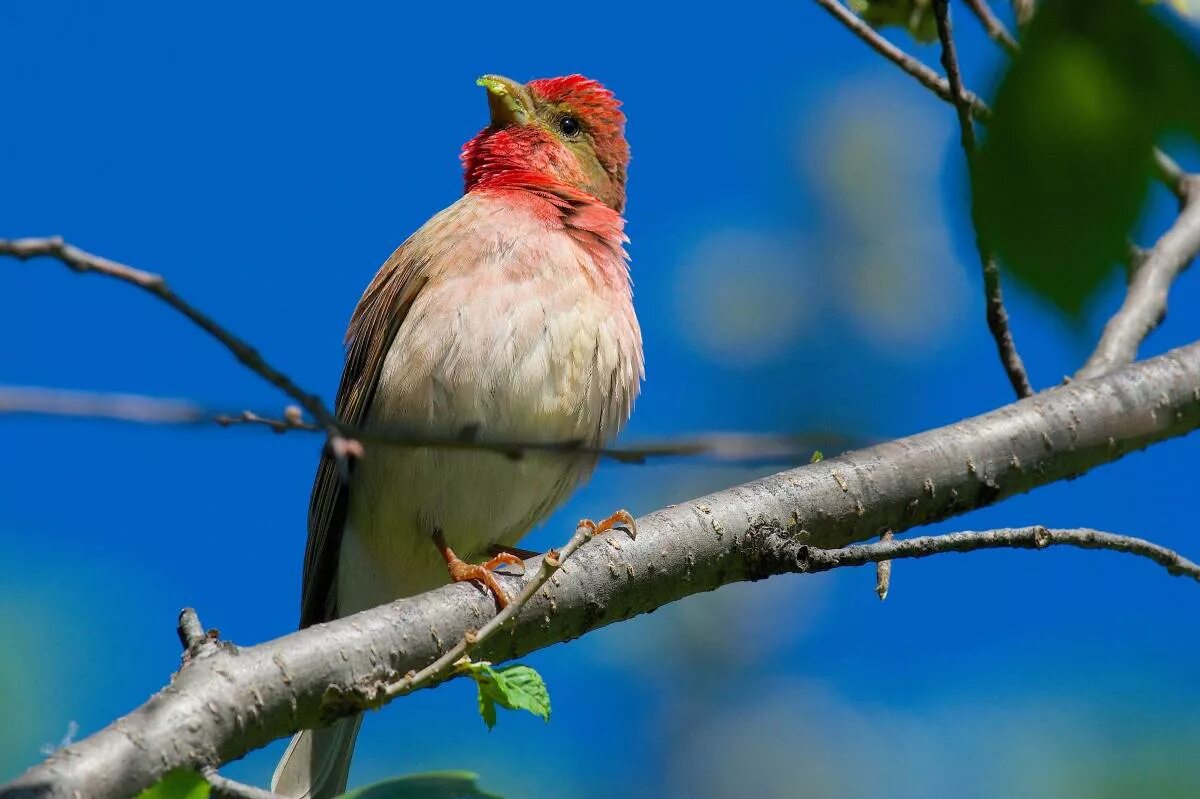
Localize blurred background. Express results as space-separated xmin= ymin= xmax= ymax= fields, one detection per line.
xmin=2 ymin=2 xmax=1199 ymax=796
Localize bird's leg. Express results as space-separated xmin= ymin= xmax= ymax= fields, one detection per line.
xmin=578 ymin=508 xmax=637 ymax=539
xmin=433 ymin=529 xmax=522 ymax=610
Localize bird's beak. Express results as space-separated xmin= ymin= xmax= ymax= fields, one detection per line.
xmin=477 ymin=74 xmax=532 ymax=127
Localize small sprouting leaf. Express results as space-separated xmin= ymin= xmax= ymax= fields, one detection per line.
xmin=458 ymin=660 xmax=551 ymax=730
xmin=973 ymin=0 xmax=1200 ymax=317
xmin=135 ymin=770 xmax=210 ymax=799
xmin=809 ymin=450 xmax=824 ymax=463
xmin=334 ymin=771 xmax=503 ymax=799
xmin=849 ymin=0 xmax=937 ymax=43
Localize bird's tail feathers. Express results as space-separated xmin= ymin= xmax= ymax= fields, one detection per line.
xmin=271 ymin=714 xmax=362 ymax=799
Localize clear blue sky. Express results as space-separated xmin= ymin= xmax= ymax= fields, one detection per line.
xmin=3 ymin=2 xmax=1199 ymax=796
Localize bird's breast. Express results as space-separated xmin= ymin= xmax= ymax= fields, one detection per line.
xmin=339 ymin=195 xmax=641 ymax=612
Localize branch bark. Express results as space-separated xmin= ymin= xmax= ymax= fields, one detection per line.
xmin=963 ymin=0 xmax=1019 ymax=54
xmin=1075 ymin=176 xmax=1200 ymax=380
xmin=932 ymin=0 xmax=1034 ymax=398
xmin=7 ymin=340 xmax=1200 ymax=799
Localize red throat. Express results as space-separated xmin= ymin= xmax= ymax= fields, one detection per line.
xmin=460 ymin=74 xmax=629 ymax=214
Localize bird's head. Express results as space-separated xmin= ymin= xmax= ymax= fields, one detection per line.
xmin=462 ymin=74 xmax=630 ymax=212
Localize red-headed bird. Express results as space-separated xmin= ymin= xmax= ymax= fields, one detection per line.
xmin=272 ymin=74 xmax=642 ymax=797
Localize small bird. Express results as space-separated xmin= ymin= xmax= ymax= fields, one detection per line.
xmin=271 ymin=74 xmax=642 ymax=797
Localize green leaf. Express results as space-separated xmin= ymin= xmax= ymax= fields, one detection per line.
xmin=335 ymin=771 xmax=503 ymax=799
xmin=973 ymin=0 xmax=1200 ymax=317
xmin=458 ymin=660 xmax=551 ymax=730
xmin=809 ymin=450 xmax=824 ymax=463
xmin=849 ymin=0 xmax=938 ymax=42
xmin=135 ymin=770 xmax=210 ymax=799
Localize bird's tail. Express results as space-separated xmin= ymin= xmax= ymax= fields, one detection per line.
xmin=271 ymin=714 xmax=363 ymax=799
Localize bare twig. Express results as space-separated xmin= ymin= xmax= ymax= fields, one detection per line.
xmin=812 ymin=0 xmax=1183 ymax=199
xmin=1154 ymin=150 xmax=1189 ymax=201
xmin=176 ymin=608 xmax=208 ymax=652
xmin=932 ymin=0 xmax=1034 ymax=397
xmin=0 ymin=239 xmax=850 ymax=466
xmin=811 ymin=0 xmax=990 ymax=120
xmin=381 ymin=518 xmax=617 ymax=702
xmin=803 ymin=527 xmax=1200 ymax=582
xmin=0 ymin=235 xmax=364 ymax=477
xmin=0 ymin=386 xmax=206 ymax=424
xmin=818 ymin=0 xmax=1199 ymax=386
xmin=1076 ymin=177 xmax=1200 ymax=380
xmin=202 ymin=768 xmax=286 ymax=799
xmin=0 ymin=237 xmax=337 ymax=428
xmin=1011 ymin=0 xmax=1034 ymax=27
xmin=874 ymin=530 xmax=893 ymax=600
xmin=980 ymin=261 xmax=1033 ymax=395
xmin=0 ymin=384 xmax=849 ymax=465
xmin=963 ymin=0 xmax=1019 ymax=54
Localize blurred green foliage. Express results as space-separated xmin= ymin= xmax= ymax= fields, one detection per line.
xmin=973 ymin=0 xmax=1200 ymax=317
xmin=336 ymin=771 xmax=503 ymax=799
xmin=849 ymin=0 xmax=937 ymax=42
xmin=135 ymin=770 xmax=209 ymax=799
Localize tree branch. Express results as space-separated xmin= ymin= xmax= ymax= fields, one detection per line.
xmin=801 ymin=526 xmax=1200 ymax=580
xmin=1075 ymin=176 xmax=1200 ymax=380
xmin=0 ymin=236 xmax=337 ymax=431
xmin=963 ymin=0 xmax=1019 ymax=54
xmin=0 ymin=384 xmax=848 ymax=466
xmin=813 ymin=0 xmax=1200 ymax=382
xmin=811 ymin=0 xmax=1185 ymax=198
xmin=202 ymin=768 xmax=285 ymax=799
xmin=811 ymin=0 xmax=990 ymax=121
xmin=932 ymin=0 xmax=1034 ymax=398
xmin=7 ymin=340 xmax=1200 ymax=799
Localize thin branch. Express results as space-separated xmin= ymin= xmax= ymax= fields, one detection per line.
xmin=963 ymin=0 xmax=1019 ymax=54
xmin=8 ymin=339 xmax=1200 ymax=798
xmin=817 ymin=0 xmax=1200 ymax=385
xmin=1076 ymin=176 xmax=1200 ymax=380
xmin=1154 ymin=149 xmax=1189 ymax=201
xmin=0 ymin=240 xmax=848 ymax=466
xmin=0 ymin=384 xmax=851 ymax=466
xmin=803 ymin=527 xmax=1200 ymax=581
xmin=382 ymin=519 xmax=611 ymax=702
xmin=980 ymin=261 xmax=1033 ymax=395
xmin=812 ymin=0 xmax=1184 ymax=200
xmin=1011 ymin=0 xmax=1034 ymax=28
xmin=933 ymin=0 xmax=1034 ymax=397
xmin=0 ymin=237 xmax=337 ymax=430
xmin=202 ymin=768 xmax=286 ymax=799
xmin=811 ymin=0 xmax=991 ymax=121
xmin=0 ymin=386 xmax=206 ymax=424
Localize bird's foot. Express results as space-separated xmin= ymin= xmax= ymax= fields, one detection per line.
xmin=579 ymin=508 xmax=637 ymax=540
xmin=435 ymin=531 xmax=522 ymax=610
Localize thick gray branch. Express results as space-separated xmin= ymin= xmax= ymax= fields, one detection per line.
xmin=1077 ymin=177 xmax=1200 ymax=380
xmin=7 ymin=342 xmax=1200 ymax=799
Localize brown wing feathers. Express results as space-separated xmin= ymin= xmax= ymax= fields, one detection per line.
xmin=300 ymin=247 xmax=427 ymax=627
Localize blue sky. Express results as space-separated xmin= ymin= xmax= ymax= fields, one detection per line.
xmin=3 ymin=2 xmax=1199 ymax=796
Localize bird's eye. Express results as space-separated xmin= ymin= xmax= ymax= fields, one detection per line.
xmin=558 ymin=115 xmax=582 ymax=137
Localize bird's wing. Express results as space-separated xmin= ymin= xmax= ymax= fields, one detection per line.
xmin=301 ymin=243 xmax=429 ymax=627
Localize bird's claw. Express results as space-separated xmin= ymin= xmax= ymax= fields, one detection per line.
xmin=435 ymin=531 xmax=525 ymax=609
xmin=578 ymin=508 xmax=636 ymax=540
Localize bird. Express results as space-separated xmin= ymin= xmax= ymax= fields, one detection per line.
xmin=271 ymin=73 xmax=642 ymax=798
